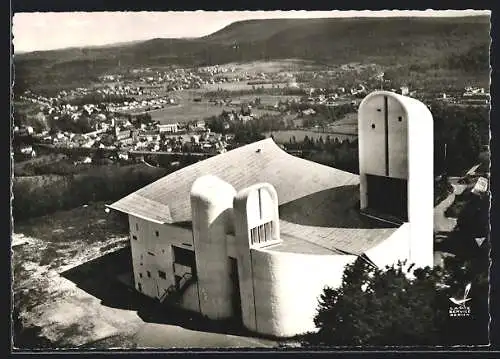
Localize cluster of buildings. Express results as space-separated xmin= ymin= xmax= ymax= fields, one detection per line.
xmin=13 ymin=126 xmax=36 ymax=159
xmin=197 ymin=65 xmax=236 ymax=75
xmin=27 ymin=113 xmax=235 ymax=159
xmin=109 ymin=97 xmax=177 ymax=113
xmin=44 ymin=102 xmax=108 ymax=122
xmin=421 ymin=85 xmax=490 ymax=106
xmin=100 ymin=67 xmax=234 ymax=92
xmin=18 ymin=92 xmax=51 ymax=107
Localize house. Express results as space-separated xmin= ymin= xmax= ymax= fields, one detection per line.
xmin=301 ymin=108 xmax=316 ymax=116
xmin=14 ymin=126 xmax=32 ymax=137
xmin=238 ymin=114 xmax=253 ymax=123
xmin=158 ymin=123 xmax=179 ymax=134
xmin=472 ymin=177 xmax=488 ymax=196
xmin=224 ymin=134 xmax=235 ymax=142
xmin=108 ymin=91 xmax=434 ymax=338
xmin=19 ymin=145 xmax=36 ymax=157
xmin=190 ymin=135 xmax=200 ymax=144
xmin=118 ymin=152 xmax=129 ymax=161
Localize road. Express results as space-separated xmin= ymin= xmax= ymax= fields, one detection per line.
xmin=434 ymin=177 xmax=468 ymax=233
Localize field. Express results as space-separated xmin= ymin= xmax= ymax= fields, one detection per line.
xmin=225 ymin=59 xmax=321 ymax=74
xmin=202 ymin=82 xmax=289 ymax=92
xmin=148 ymin=102 xmax=277 ymax=124
xmin=229 ymin=94 xmax=302 ymax=106
xmin=264 ymin=112 xmax=359 ymax=143
xmin=264 ymin=130 xmax=357 ymax=144
xmin=328 ymin=112 xmax=358 ymax=135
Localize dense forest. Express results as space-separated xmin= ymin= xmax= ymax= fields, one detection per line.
xmin=432 ymin=102 xmax=489 ymax=175
xmin=13 ymin=163 xmax=169 ymax=221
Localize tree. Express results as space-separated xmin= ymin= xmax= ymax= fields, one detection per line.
xmin=304 ymin=241 xmax=489 ymax=348
xmin=456 ymin=121 xmax=482 ymax=166
xmin=306 ymin=259 xmax=447 ymax=347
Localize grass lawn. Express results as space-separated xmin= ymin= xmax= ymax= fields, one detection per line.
xmin=264 ymin=130 xmax=357 ymax=144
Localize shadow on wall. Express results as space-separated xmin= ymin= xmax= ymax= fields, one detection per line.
xmin=60 ymin=247 xmax=270 ymax=340
xmin=278 ymin=185 xmax=394 ymax=229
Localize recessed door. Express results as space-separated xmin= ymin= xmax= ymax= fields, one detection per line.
xmin=366 ymin=174 xmax=408 ymax=221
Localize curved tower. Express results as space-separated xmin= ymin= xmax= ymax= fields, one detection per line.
xmin=190 ymin=175 xmax=236 ymax=319
xmin=358 ymin=91 xmax=434 ymax=269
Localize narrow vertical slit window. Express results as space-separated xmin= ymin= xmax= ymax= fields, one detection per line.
xmin=258 ymin=188 xmax=263 ymax=219
xmin=384 ymin=96 xmax=389 ymax=176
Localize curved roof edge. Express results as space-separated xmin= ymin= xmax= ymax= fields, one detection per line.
xmin=359 ymin=90 xmax=432 ymax=121
xmin=109 ymin=138 xmax=359 ymax=224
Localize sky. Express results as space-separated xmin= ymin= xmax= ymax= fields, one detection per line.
xmin=12 ymin=10 xmax=490 ymax=53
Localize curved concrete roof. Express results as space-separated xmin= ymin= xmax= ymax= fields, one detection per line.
xmin=110 ymin=138 xmax=399 ymax=256
xmin=109 ymin=138 xmax=359 ymax=224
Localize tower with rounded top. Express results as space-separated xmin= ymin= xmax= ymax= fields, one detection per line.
xmin=358 ymin=91 xmax=434 ymax=269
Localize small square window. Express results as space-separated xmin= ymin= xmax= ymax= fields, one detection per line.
xmin=147 ymin=271 xmax=151 ymax=278
xmin=155 ymin=230 xmax=159 ymax=237
xmin=139 ymin=273 xmax=143 ymax=278
xmin=132 ymin=235 xmax=137 ymax=240
xmin=158 ymin=270 xmax=166 ymax=279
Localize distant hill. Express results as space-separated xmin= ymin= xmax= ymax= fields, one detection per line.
xmin=14 ymin=16 xmax=490 ymax=94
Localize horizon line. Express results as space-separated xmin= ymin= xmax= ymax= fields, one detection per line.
xmin=13 ymin=12 xmax=490 ymax=54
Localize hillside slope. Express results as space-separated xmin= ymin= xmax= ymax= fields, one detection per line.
xmin=14 ymin=16 xmax=490 ymax=94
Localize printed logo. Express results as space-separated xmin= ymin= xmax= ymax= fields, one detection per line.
xmin=449 ymin=283 xmax=472 ymax=318
xmin=475 ymin=237 xmax=486 ymax=247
